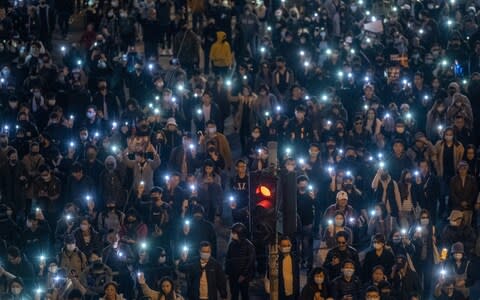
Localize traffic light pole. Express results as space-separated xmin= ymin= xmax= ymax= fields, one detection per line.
xmin=268 ymin=240 xmax=279 ymax=300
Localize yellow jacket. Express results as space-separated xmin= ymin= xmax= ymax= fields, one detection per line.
xmin=209 ymin=31 xmax=233 ymax=67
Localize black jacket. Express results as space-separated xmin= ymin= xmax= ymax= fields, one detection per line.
xmin=178 ymin=257 xmax=227 ymax=300
xmin=224 ymin=238 xmax=255 ymax=281
xmin=331 ymin=275 xmax=362 ymax=300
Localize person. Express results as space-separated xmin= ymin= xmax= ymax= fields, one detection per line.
xmin=209 ymin=31 xmax=233 ymax=76
xmin=443 ymin=242 xmax=474 ymax=298
xmin=267 ymin=235 xmax=300 ymax=300
xmin=362 ymin=234 xmax=395 ymax=281
xmin=324 ymin=231 xmax=361 ymax=280
xmin=449 ymin=161 xmax=478 ymax=225
xmin=5 ymin=246 xmax=36 ymax=291
xmin=300 ymin=267 xmax=332 ymax=299
xmin=434 ymin=279 xmax=467 ymax=300
xmin=58 ymin=234 xmax=87 ymax=276
xmin=225 ymin=223 xmax=255 ymax=300
xmin=178 ymin=241 xmax=227 ymax=300
xmin=6 ymin=277 xmax=32 ymax=299
xmin=138 ymin=274 xmax=184 ymax=300
xmin=99 ymin=281 xmax=125 ymax=300
xmin=331 ymin=259 xmax=362 ymax=300
xmin=390 ymin=254 xmax=421 ymax=300
xmin=441 ymin=210 xmax=477 ymax=256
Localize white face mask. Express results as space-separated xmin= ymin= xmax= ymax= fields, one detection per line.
xmin=420 ymin=218 xmax=429 ymax=225
xmin=200 ymin=253 xmax=211 ymax=260
xmin=335 ymin=220 xmax=343 ymax=227
xmin=80 ymin=224 xmax=89 ymax=231
xmin=207 ymin=127 xmax=217 ymax=134
xmin=343 ymin=269 xmax=354 ymax=277
xmin=49 ymin=266 xmax=58 ymax=273
xmin=280 ymin=247 xmax=291 ymax=254
xmin=66 ymin=244 xmax=76 ymax=251
xmin=158 ymin=256 xmax=166 ymax=263
xmin=11 ymin=287 xmax=21 ymax=295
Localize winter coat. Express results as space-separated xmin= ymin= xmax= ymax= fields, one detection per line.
xmin=209 ymin=31 xmax=233 ymax=68
xmin=224 ymin=239 xmax=255 ymax=281
xmin=434 ymin=141 xmax=464 ymax=177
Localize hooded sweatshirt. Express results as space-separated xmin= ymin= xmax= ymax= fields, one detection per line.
xmin=209 ymin=31 xmax=233 ymax=67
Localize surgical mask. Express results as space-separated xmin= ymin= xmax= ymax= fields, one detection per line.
xmin=48 ymin=100 xmax=56 ymax=106
xmin=420 ymin=218 xmax=429 ymax=225
xmin=320 ymin=32 xmax=326 ymax=38
xmin=66 ymin=244 xmax=76 ymax=251
xmin=251 ymin=132 xmax=260 ymax=138
xmin=86 ymin=111 xmax=96 ymax=119
xmin=80 ymin=224 xmax=88 ymax=231
xmin=158 ymin=256 xmax=166 ymax=263
xmin=49 ymin=266 xmax=58 ymax=273
xmin=200 ymin=253 xmax=211 ymax=260
xmin=335 ymin=220 xmax=343 ymax=226
xmin=11 ymin=287 xmax=21 ymax=295
xmin=454 ymin=253 xmax=463 ymax=260
xmin=207 ymin=127 xmax=217 ymax=134
xmin=314 ymin=276 xmax=324 ymax=284
xmin=445 ymin=135 xmax=453 ymax=142
xmin=392 ymin=237 xmax=401 ymax=243
xmin=343 ymin=269 xmax=354 ymax=277
xmin=280 ymin=247 xmax=291 ymax=254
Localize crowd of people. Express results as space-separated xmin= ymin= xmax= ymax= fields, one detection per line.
xmin=2 ymin=0 xmax=480 ymax=299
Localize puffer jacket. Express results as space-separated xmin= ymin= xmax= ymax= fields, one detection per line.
xmin=224 ymin=238 xmax=255 ymax=280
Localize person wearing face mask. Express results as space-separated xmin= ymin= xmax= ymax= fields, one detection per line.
xmin=390 ymin=254 xmax=421 ymax=300
xmin=199 ymin=120 xmax=232 ymax=170
xmin=224 ymin=223 xmax=255 ymax=300
xmin=178 ymin=241 xmax=227 ymax=300
xmin=186 ymin=204 xmax=217 ymax=258
xmin=300 ymin=267 xmax=332 ymax=299
xmin=78 ymin=252 xmax=113 ymax=298
xmin=323 ymin=211 xmax=354 ymax=249
xmin=7 ymin=277 xmax=31 ymax=300
xmin=447 ymin=93 xmax=473 ymax=130
xmin=331 ymin=260 xmax=362 ymax=300
xmin=410 ymin=209 xmax=437 ymax=298
xmin=81 ymin=105 xmax=106 ymax=136
xmin=439 ymin=242 xmax=473 ymax=299
xmin=434 ymin=128 xmax=464 ymax=217
xmin=296 ymin=175 xmax=317 ymax=269
xmin=97 ymin=200 xmax=125 ymax=238
xmin=362 ymin=234 xmax=395 ymax=282
xmin=287 ymin=104 xmax=313 ymax=153
xmin=99 ymin=156 xmax=127 ymax=209
xmin=441 ymin=210 xmax=476 ymax=256
xmin=449 ymin=161 xmax=478 ymax=225
xmin=245 ymin=126 xmax=264 ymax=158
xmin=22 ymin=211 xmax=50 ymax=261
xmin=59 ymin=234 xmax=87 ymax=276
xmin=122 ymin=145 xmax=161 ymax=195
xmin=73 ymin=217 xmax=102 ymax=258
xmin=265 ymin=236 xmax=300 ymax=299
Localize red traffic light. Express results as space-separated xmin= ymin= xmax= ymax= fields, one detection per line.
xmin=257 ymin=199 xmax=274 ymax=210
xmin=256 ymin=185 xmax=272 ymax=197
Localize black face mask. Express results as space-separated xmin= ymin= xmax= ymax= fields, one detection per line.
xmin=344 ymin=184 xmax=353 ymax=190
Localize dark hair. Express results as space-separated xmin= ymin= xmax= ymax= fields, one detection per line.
xmin=199 ymin=241 xmax=211 ymax=249
xmin=71 ymin=162 xmax=84 ymax=173
xmin=307 ymin=267 xmax=328 ymax=287
xmin=335 ymin=231 xmax=349 ymax=241
xmin=296 ymin=175 xmax=309 ymax=183
xmin=7 ymin=246 xmax=20 ymax=258
xmin=342 ymin=258 xmax=355 ymax=268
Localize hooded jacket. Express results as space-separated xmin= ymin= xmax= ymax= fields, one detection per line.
xmin=209 ymin=31 xmax=233 ymax=68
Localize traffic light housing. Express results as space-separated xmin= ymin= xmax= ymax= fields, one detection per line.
xmin=249 ymin=172 xmax=278 ymax=243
